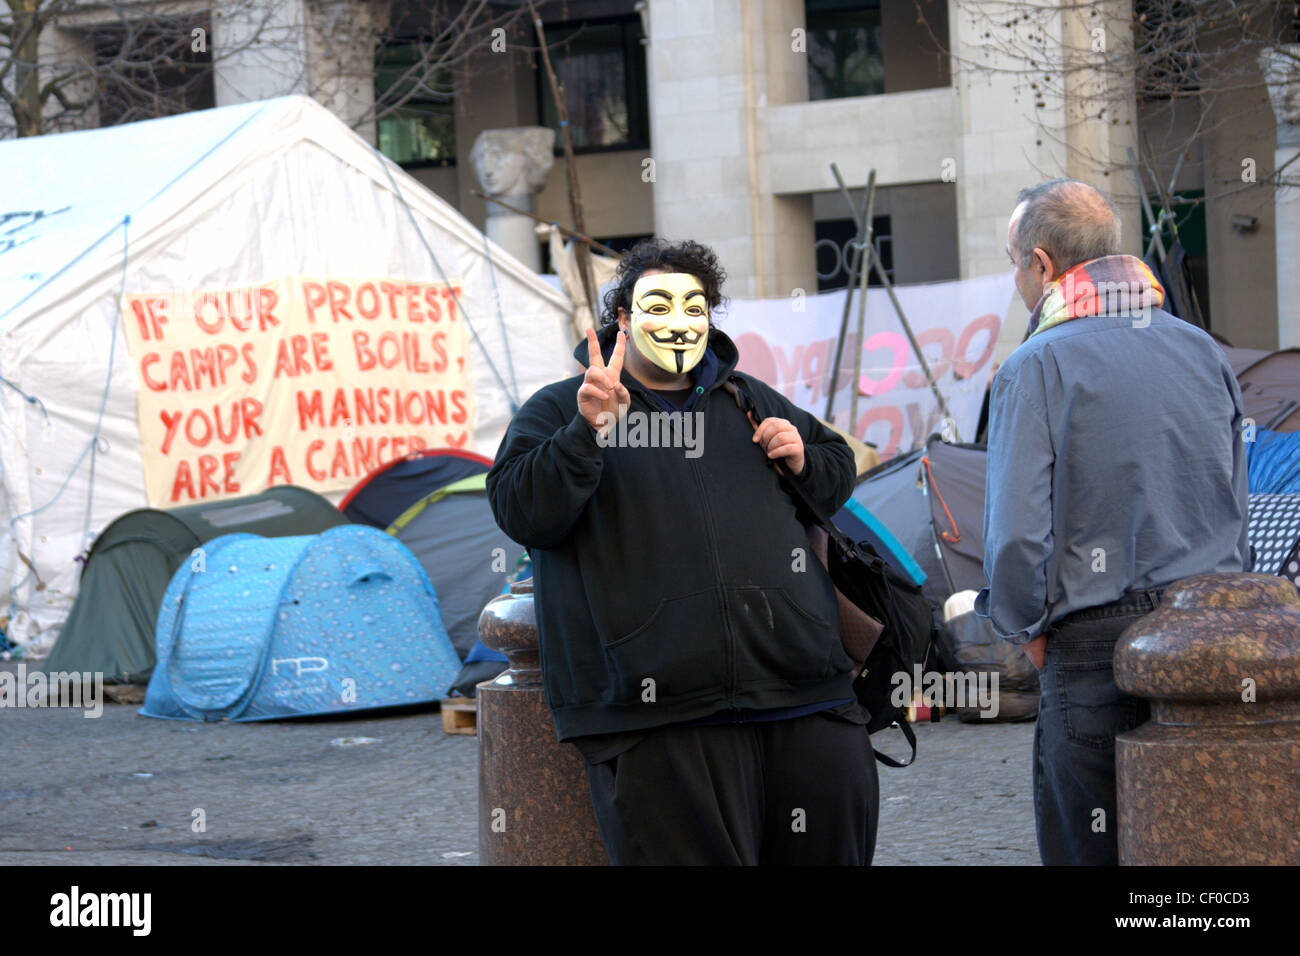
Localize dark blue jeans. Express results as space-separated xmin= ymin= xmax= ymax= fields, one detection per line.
xmin=1034 ymin=590 xmax=1160 ymax=865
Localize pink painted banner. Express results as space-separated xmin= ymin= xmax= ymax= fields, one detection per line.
xmin=725 ymin=273 xmax=1014 ymax=460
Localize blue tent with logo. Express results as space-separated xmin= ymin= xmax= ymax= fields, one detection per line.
xmin=141 ymin=525 xmax=461 ymax=721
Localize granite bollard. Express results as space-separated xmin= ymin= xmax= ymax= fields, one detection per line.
xmin=1114 ymin=572 xmax=1300 ymax=864
xmin=476 ymin=577 xmax=608 ymax=865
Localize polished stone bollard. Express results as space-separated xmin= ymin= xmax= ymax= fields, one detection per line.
xmin=1114 ymin=572 xmax=1300 ymax=864
xmin=476 ymin=578 xmax=608 ymax=865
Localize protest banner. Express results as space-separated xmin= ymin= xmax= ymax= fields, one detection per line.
xmin=727 ymin=272 xmax=1015 ymax=459
xmin=120 ymin=276 xmax=473 ymax=505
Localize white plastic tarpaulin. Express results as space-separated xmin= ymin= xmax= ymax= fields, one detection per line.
xmin=0 ymin=95 xmax=575 ymax=650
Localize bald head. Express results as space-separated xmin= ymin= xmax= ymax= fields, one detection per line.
xmin=1009 ymin=178 xmax=1122 ymax=274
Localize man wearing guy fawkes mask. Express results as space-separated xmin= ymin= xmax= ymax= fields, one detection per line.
xmin=487 ymin=239 xmax=877 ymax=865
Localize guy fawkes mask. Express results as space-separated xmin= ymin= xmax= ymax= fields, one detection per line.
xmin=628 ymin=272 xmax=710 ymax=375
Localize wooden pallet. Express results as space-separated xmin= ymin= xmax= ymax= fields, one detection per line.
xmin=440 ymin=697 xmax=477 ymax=735
xmin=103 ymin=684 xmax=147 ymax=705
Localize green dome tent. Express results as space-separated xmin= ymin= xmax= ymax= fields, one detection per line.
xmin=44 ymin=486 xmax=345 ymax=683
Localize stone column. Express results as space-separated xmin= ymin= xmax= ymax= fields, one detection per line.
xmin=1261 ymin=44 xmax=1300 ymax=349
xmin=212 ymin=0 xmax=385 ymax=143
xmin=303 ymin=0 xmax=387 ymax=145
xmin=645 ymin=0 xmax=814 ymax=299
xmin=213 ymin=0 xmax=310 ymax=106
xmin=1060 ymin=0 xmax=1140 ymax=253
xmin=476 ymin=578 xmax=608 ymax=865
xmin=1113 ymin=572 xmax=1300 ymax=865
xmin=470 ymin=128 xmax=556 ymax=273
xmin=948 ymin=0 xmax=1069 ymax=280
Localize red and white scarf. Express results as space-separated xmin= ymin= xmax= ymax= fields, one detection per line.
xmin=1027 ymin=255 xmax=1165 ymax=338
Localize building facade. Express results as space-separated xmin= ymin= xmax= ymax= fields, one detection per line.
xmin=12 ymin=0 xmax=1297 ymax=348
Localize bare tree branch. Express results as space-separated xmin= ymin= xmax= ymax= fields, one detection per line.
xmin=910 ymin=0 xmax=1297 ymax=191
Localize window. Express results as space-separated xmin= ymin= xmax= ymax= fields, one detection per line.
xmin=375 ymin=42 xmax=456 ymax=167
xmin=1134 ymin=0 xmax=1201 ymax=101
xmin=537 ymin=16 xmax=649 ymax=152
xmin=815 ymin=217 xmax=892 ymax=292
xmin=806 ymin=0 xmax=884 ymax=101
xmin=91 ymin=18 xmax=215 ymax=127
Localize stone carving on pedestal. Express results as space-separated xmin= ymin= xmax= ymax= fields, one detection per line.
xmin=470 ymin=128 xmax=556 ymax=273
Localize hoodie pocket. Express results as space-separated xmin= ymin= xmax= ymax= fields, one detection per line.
xmin=729 ymin=586 xmax=844 ymax=685
xmin=602 ymin=588 xmax=728 ymax=703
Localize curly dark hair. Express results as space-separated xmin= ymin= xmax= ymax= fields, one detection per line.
xmin=600 ymin=238 xmax=727 ymax=328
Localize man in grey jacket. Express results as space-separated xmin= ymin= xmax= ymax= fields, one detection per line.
xmin=976 ymin=179 xmax=1250 ymax=865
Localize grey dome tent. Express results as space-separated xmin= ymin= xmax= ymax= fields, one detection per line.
xmin=45 ymin=485 xmax=345 ymax=683
xmin=918 ymin=434 xmax=990 ymax=598
xmin=387 ymin=473 xmax=527 ymax=695
xmin=340 ymin=448 xmax=493 ymax=529
xmin=850 ymin=448 xmax=949 ymax=610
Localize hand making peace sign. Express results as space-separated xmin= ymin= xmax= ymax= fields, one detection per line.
xmin=578 ymin=327 xmax=632 ymax=437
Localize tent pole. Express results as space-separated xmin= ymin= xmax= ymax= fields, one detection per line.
xmin=1135 ymin=138 xmax=1206 ymax=330
xmin=1142 ymin=133 xmax=1206 ymax=330
xmin=1130 ymin=147 xmax=1169 ymax=263
xmin=825 ymin=163 xmax=873 ymax=422
xmin=1161 ymin=153 xmax=1208 ymax=331
xmin=864 ymin=218 xmax=956 ymax=439
xmin=1142 ymin=151 xmax=1186 ymax=261
xmin=847 ymin=171 xmax=878 ymax=431
xmin=821 ymin=164 xmax=873 ymax=421
xmin=832 ymin=170 xmax=955 ymax=439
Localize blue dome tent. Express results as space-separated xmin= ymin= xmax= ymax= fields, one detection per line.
xmin=141 ymin=525 xmax=461 ymax=721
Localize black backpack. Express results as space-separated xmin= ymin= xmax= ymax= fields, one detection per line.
xmin=723 ymin=376 xmax=937 ymax=767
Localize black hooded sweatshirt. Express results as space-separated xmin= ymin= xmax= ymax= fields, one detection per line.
xmin=485 ymin=323 xmax=858 ymax=741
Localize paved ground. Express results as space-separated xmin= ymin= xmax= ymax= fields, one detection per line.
xmin=873 ymin=717 xmax=1038 ymax=865
xmin=0 ymin=667 xmax=1037 ymax=866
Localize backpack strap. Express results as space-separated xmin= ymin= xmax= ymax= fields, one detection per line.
xmin=873 ymin=719 xmax=917 ymax=768
xmin=725 ymin=375 xmax=921 ymax=770
xmin=721 ymin=376 xmax=860 ymax=562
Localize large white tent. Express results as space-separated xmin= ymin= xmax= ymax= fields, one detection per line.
xmin=0 ymin=95 xmax=575 ymax=651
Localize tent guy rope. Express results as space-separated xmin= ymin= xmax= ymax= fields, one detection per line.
xmin=6 ymin=215 xmax=129 ymax=629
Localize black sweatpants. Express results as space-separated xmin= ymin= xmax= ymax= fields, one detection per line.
xmin=582 ymin=710 xmax=879 ymax=865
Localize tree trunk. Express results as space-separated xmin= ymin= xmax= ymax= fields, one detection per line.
xmin=10 ymin=0 xmax=43 ymax=137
